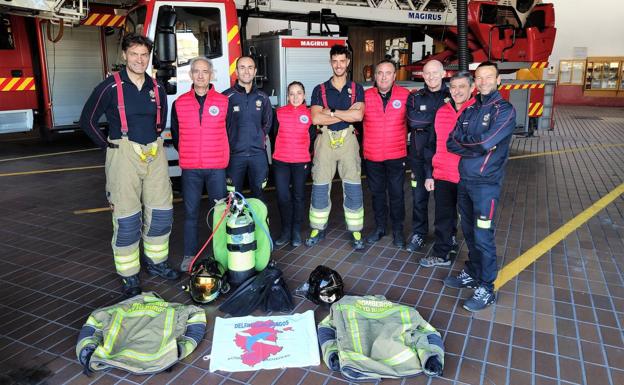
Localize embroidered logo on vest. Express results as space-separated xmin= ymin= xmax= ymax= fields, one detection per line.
xmin=300 ymin=115 xmax=309 ymax=124
xmin=392 ymin=100 xmax=402 ymax=109
xmin=209 ymin=106 xmax=219 ymax=116
xmin=255 ymin=99 xmax=262 ymax=109
xmin=420 ymin=104 xmax=427 ymax=111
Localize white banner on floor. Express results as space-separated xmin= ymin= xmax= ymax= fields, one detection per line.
xmin=209 ymin=310 xmax=320 ymax=372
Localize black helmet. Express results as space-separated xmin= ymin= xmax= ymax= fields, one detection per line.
xmin=297 ymin=265 xmax=344 ymax=305
xmin=189 ymin=259 xmax=229 ymax=304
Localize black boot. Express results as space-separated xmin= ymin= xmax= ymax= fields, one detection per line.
xmin=275 ymin=230 xmax=291 ymax=246
xmin=366 ymin=227 xmax=386 ymax=244
xmin=121 ymin=274 xmax=141 ymax=298
xmin=146 ymin=261 xmax=180 ymax=280
xmin=392 ymin=229 xmax=405 ymax=248
xmin=291 ymin=224 xmax=303 ymax=247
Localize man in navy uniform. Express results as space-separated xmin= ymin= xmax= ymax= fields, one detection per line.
xmin=223 ymin=56 xmax=273 ymax=199
xmin=444 ymin=61 xmax=516 ymax=312
xmin=405 ymin=60 xmax=452 ymax=252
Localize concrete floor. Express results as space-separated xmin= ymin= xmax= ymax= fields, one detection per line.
xmin=0 ymin=105 xmax=623 ymax=385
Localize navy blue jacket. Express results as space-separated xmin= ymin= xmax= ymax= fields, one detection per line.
xmin=406 ymin=84 xmax=450 ymax=177
xmin=223 ymin=83 xmax=273 ymax=156
xmin=79 ymin=68 xmax=167 ymax=149
xmin=447 ymin=90 xmax=516 ymax=184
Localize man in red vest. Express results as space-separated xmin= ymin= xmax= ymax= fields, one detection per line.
xmin=171 ymin=57 xmax=229 ymax=272
xmin=420 ymin=70 xmax=475 ymax=268
xmin=362 ymin=60 xmax=410 ymax=247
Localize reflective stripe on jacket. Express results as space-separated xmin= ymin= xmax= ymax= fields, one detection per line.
xmin=175 ymin=88 xmax=229 ymax=169
xmin=363 ymin=85 xmax=410 ymax=162
xmin=273 ymin=103 xmax=312 ymax=163
xmin=318 ymin=295 xmax=445 ymax=381
xmin=432 ymin=98 xmax=476 ymax=183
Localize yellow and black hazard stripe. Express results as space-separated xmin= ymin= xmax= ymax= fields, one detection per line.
xmin=528 ymin=102 xmax=543 ymax=117
xmin=81 ymin=13 xmax=126 ymax=27
xmin=498 ymin=83 xmax=545 ymax=90
xmin=0 ymin=77 xmax=36 ymax=92
xmin=530 ymin=61 xmax=548 ymax=69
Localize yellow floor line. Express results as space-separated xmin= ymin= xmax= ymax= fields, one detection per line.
xmin=494 ymin=181 xmax=624 ymax=290
xmin=70 ymin=142 xmax=623 ymax=214
xmin=0 ymin=148 xmax=99 ymax=162
xmin=0 ymin=165 xmax=104 ymax=177
xmin=508 ymin=143 xmax=624 ymax=160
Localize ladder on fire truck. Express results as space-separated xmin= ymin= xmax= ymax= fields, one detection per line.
xmin=235 ymin=0 xmax=458 ymax=26
xmin=1 ymin=0 xmax=89 ymax=24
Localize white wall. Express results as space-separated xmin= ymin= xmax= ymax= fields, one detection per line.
xmin=547 ymin=0 xmax=624 ymax=79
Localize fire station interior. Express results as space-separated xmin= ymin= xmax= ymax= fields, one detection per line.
xmin=1 ymin=0 xmax=624 ymax=384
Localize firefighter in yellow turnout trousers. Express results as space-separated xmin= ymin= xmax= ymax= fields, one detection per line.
xmin=80 ymin=34 xmax=179 ymax=297
xmin=306 ymin=45 xmax=366 ymax=250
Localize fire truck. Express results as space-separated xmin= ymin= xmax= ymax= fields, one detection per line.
xmin=0 ymin=0 xmax=556 ymax=150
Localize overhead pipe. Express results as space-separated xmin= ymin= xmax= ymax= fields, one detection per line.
xmin=456 ymin=0 xmax=468 ymax=71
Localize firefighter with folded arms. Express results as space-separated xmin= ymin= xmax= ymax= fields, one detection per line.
xmin=362 ymin=59 xmax=410 ymax=248
xmin=272 ymin=81 xmax=314 ymax=247
xmin=79 ymin=33 xmax=179 ymax=297
xmin=419 ymin=70 xmax=476 ymax=268
xmin=223 ymin=56 xmax=273 ymax=200
xmin=444 ymin=61 xmax=516 ymax=312
xmin=170 ymin=57 xmax=229 ymax=272
xmin=305 ymin=44 xmax=366 ymax=250
xmin=405 ymin=60 xmax=451 ymax=252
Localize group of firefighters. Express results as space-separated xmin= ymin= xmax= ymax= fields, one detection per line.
xmin=80 ymin=33 xmax=515 ymax=312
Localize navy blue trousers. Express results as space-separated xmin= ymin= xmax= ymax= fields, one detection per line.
xmin=181 ymin=168 xmax=227 ymax=257
xmin=227 ymin=153 xmax=268 ymax=200
xmin=458 ymin=181 xmax=500 ymax=290
xmin=432 ymin=179 xmax=458 ymax=257
xmin=365 ymin=158 xmax=405 ymax=232
xmin=273 ymin=159 xmax=309 ymax=231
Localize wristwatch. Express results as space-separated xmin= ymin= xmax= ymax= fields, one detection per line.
xmin=330 ymin=108 xmax=336 ymax=117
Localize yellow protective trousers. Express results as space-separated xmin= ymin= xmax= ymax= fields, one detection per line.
xmin=309 ymin=126 xmax=364 ymax=232
xmin=105 ymin=137 xmax=173 ymax=277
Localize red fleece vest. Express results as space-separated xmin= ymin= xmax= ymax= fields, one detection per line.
xmin=432 ymin=97 xmax=476 ymax=183
xmin=273 ymin=104 xmax=312 ymax=163
xmin=175 ymin=88 xmax=229 ymax=169
xmin=363 ymin=85 xmax=409 ymax=162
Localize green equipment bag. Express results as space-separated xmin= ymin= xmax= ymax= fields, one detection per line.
xmin=213 ymin=198 xmax=270 ymax=272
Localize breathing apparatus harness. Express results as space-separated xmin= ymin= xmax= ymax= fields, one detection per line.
xmin=183 ymin=192 xmax=273 ymax=302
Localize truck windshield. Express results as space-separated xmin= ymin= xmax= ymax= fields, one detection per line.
xmin=125 ymin=6 xmax=147 ymax=35
xmin=174 ymin=7 xmax=222 ymax=66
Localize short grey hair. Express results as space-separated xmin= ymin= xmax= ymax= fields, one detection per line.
xmin=189 ymin=57 xmax=214 ymax=72
xmin=450 ymin=70 xmax=474 ymax=86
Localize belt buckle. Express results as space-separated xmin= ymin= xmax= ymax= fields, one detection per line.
xmin=329 ymin=131 xmax=345 ymax=149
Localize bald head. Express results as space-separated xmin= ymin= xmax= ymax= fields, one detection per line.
xmin=423 ymin=60 xmax=445 ymax=92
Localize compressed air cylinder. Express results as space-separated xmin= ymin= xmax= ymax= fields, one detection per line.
xmin=226 ymin=210 xmax=256 ymax=286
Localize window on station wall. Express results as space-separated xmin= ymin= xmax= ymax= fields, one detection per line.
xmin=0 ymin=14 xmax=15 ymax=50
xmin=557 ymin=60 xmax=585 ymax=85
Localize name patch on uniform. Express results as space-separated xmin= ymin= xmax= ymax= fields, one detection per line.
xmin=419 ymin=104 xmax=427 ymax=111
xmin=300 ymin=115 xmax=309 ymax=124
xmin=392 ymin=100 xmax=402 ymax=109
xmin=233 ymin=105 xmax=240 ymax=112
xmin=209 ymin=106 xmax=219 ymax=116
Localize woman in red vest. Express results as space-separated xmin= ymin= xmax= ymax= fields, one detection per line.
xmin=273 ymin=81 xmax=313 ymax=247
